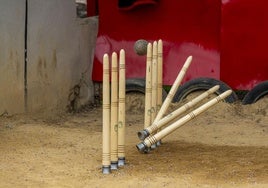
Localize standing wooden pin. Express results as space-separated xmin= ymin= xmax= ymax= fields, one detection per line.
xmin=118 ymin=49 xmax=126 ymax=166
xmin=151 ymin=41 xmax=158 ymax=122
xmin=110 ymin=52 xmax=118 ymax=170
xmin=144 ymin=43 xmax=153 ymax=129
xmin=156 ymin=39 xmax=163 ymax=146
xmin=157 ymin=39 xmax=163 ymax=112
xmin=102 ymin=54 xmax=111 ymax=174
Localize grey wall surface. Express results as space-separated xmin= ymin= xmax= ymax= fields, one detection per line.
xmin=0 ymin=1 xmax=25 ymax=114
xmin=0 ymin=0 xmax=98 ymax=115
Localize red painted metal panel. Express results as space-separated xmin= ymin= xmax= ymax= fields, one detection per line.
xmin=221 ymin=0 xmax=268 ymax=90
xmin=87 ymin=0 xmax=98 ymax=16
xmin=92 ymin=0 xmax=268 ymax=90
xmin=92 ymin=0 xmax=221 ymax=85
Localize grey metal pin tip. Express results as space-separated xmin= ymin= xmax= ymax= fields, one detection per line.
xmin=136 ymin=142 xmax=148 ymax=153
xmin=150 ymin=143 xmax=157 ymax=149
xmin=118 ymin=157 xmax=125 ymax=167
xmin=137 ymin=129 xmax=150 ymax=140
xmin=102 ymin=166 xmax=111 ymax=174
xmin=156 ymin=140 xmax=162 ymax=146
xmin=111 ymin=162 xmax=118 ymax=170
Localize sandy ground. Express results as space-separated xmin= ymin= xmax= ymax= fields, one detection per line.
xmin=0 ymin=93 xmax=268 ymax=188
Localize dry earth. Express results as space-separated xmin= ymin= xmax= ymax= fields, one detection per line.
xmin=0 ymin=93 xmax=268 ymax=188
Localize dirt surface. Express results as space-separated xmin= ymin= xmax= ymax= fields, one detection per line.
xmin=0 ymin=93 xmax=268 ymax=188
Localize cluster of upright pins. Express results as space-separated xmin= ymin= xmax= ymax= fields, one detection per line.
xmin=143 ymin=40 xmax=163 ymax=149
xmin=102 ymin=49 xmax=126 ymax=174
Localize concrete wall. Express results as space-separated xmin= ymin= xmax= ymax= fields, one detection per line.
xmin=0 ymin=1 xmax=25 ymax=115
xmin=0 ymin=0 xmax=98 ymax=115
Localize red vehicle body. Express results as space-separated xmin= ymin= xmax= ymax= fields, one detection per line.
xmin=89 ymin=0 xmax=268 ymax=103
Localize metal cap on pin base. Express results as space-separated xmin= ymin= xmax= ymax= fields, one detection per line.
xmin=118 ymin=157 xmax=125 ymax=166
xmin=137 ymin=129 xmax=150 ymax=140
xmin=156 ymin=140 xmax=162 ymax=147
xmin=136 ymin=90 xmax=233 ymax=153
xmin=136 ymin=142 xmax=151 ymax=154
xmin=102 ymin=166 xmax=111 ymax=174
xmin=110 ymin=162 xmax=118 ymax=170
xmin=136 ymin=142 xmax=147 ymax=151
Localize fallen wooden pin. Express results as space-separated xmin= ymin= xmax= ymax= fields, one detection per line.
xmin=147 ymin=55 xmax=193 ymax=149
xmin=138 ymin=85 xmax=220 ymax=140
xmin=153 ymin=56 xmax=193 ymax=124
xmin=136 ymin=90 xmax=233 ymax=153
